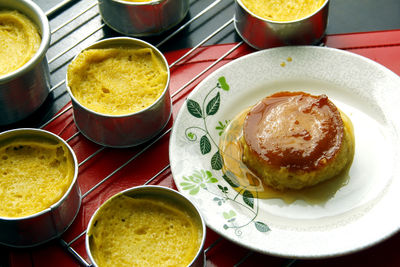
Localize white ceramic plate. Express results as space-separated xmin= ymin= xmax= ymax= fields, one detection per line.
xmin=169 ymin=46 xmax=400 ymax=258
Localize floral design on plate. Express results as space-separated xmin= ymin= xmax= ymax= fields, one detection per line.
xmin=181 ymin=76 xmax=270 ymax=236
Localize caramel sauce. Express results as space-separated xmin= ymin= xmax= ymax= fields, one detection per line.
xmin=220 ymin=105 xmax=351 ymax=205
xmin=243 ymin=92 xmax=344 ymax=171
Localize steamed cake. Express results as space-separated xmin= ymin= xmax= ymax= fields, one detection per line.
xmin=0 ymin=138 xmax=74 ymax=217
xmin=67 ymin=47 xmax=168 ymax=115
xmin=240 ymin=0 xmax=326 ymax=22
xmin=0 ymin=10 xmax=41 ymax=77
xmin=88 ymin=195 xmax=201 ymax=267
xmin=242 ymin=91 xmax=354 ymax=191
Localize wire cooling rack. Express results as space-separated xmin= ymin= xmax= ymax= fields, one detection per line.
xmin=41 ymin=0 xmax=240 ymax=127
xmin=4 ymin=0 xmax=400 ymax=266
xmin=3 ymin=0 xmax=300 ymax=266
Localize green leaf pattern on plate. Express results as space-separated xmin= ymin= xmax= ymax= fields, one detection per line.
xmin=181 ymin=170 xmax=218 ymax=195
xmin=206 ymin=92 xmax=220 ymax=116
xmin=200 ymin=135 xmax=211 ymax=155
xmin=216 ymin=120 xmax=230 ymax=136
xmin=211 ymin=151 xmax=223 ymax=170
xmin=187 ymin=99 xmax=203 ymax=118
xmin=181 ymin=76 xmax=270 ymax=236
xmin=218 ymin=76 xmax=230 ymax=91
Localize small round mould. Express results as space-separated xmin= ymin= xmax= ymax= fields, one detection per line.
xmin=98 ymin=0 xmax=190 ymax=37
xmin=234 ymin=0 xmax=329 ymax=49
xmin=0 ymin=0 xmax=51 ymax=125
xmin=0 ymin=128 xmax=81 ymax=248
xmin=86 ymin=185 xmax=206 ymax=267
xmin=66 ymin=37 xmax=172 ymax=147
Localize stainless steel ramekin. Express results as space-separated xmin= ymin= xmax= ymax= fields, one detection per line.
xmin=66 ymin=37 xmax=171 ymax=147
xmin=86 ymin=185 xmax=206 ymax=267
xmin=234 ymin=0 xmax=329 ymax=49
xmin=98 ymin=0 xmax=190 ymax=37
xmin=0 ymin=0 xmax=51 ymax=125
xmin=0 ymin=128 xmax=81 ymax=248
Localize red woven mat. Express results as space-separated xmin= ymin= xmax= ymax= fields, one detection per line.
xmin=8 ymin=30 xmax=400 ymax=266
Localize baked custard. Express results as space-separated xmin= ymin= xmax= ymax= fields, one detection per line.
xmin=0 ymin=137 xmax=74 ymax=217
xmin=241 ymin=91 xmax=354 ymax=191
xmin=240 ymin=0 xmax=326 ymax=22
xmin=88 ymin=195 xmax=202 ymax=267
xmin=67 ymin=47 xmax=168 ymax=115
xmin=219 ymin=91 xmax=355 ymax=201
xmin=0 ymin=10 xmax=41 ymax=77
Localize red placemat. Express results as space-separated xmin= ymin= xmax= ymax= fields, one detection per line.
xmin=7 ymin=30 xmax=400 ymax=267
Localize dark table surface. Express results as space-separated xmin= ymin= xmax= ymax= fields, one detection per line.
xmin=1 ymin=0 xmax=400 ymax=266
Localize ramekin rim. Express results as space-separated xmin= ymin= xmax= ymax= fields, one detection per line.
xmin=0 ymin=0 xmax=50 ymax=83
xmin=236 ymin=0 xmax=329 ymax=24
xmin=65 ymin=37 xmax=171 ymax=118
xmin=0 ymin=128 xmax=79 ymax=221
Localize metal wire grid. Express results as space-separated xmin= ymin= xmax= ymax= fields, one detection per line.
xmin=31 ymin=0 xmax=292 ymax=266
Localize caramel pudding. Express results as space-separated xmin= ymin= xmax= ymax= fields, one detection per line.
xmin=88 ymin=194 xmax=202 ymax=267
xmin=0 ymin=136 xmax=74 ymax=217
xmin=243 ymin=91 xmax=354 ymax=191
xmin=219 ymin=91 xmax=355 ymax=202
xmin=0 ymin=10 xmax=41 ymax=77
xmin=240 ymin=0 xmax=326 ymax=22
xmin=67 ymin=47 xmax=168 ymax=115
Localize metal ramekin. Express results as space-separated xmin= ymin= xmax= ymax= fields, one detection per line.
xmin=0 ymin=128 xmax=81 ymax=248
xmin=0 ymin=0 xmax=51 ymax=125
xmin=98 ymin=0 xmax=190 ymax=37
xmin=234 ymin=0 xmax=329 ymax=49
xmin=86 ymin=185 xmax=206 ymax=267
xmin=66 ymin=37 xmax=172 ymax=147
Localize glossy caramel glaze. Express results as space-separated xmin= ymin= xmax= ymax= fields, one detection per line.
xmin=243 ymin=91 xmax=344 ymax=171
